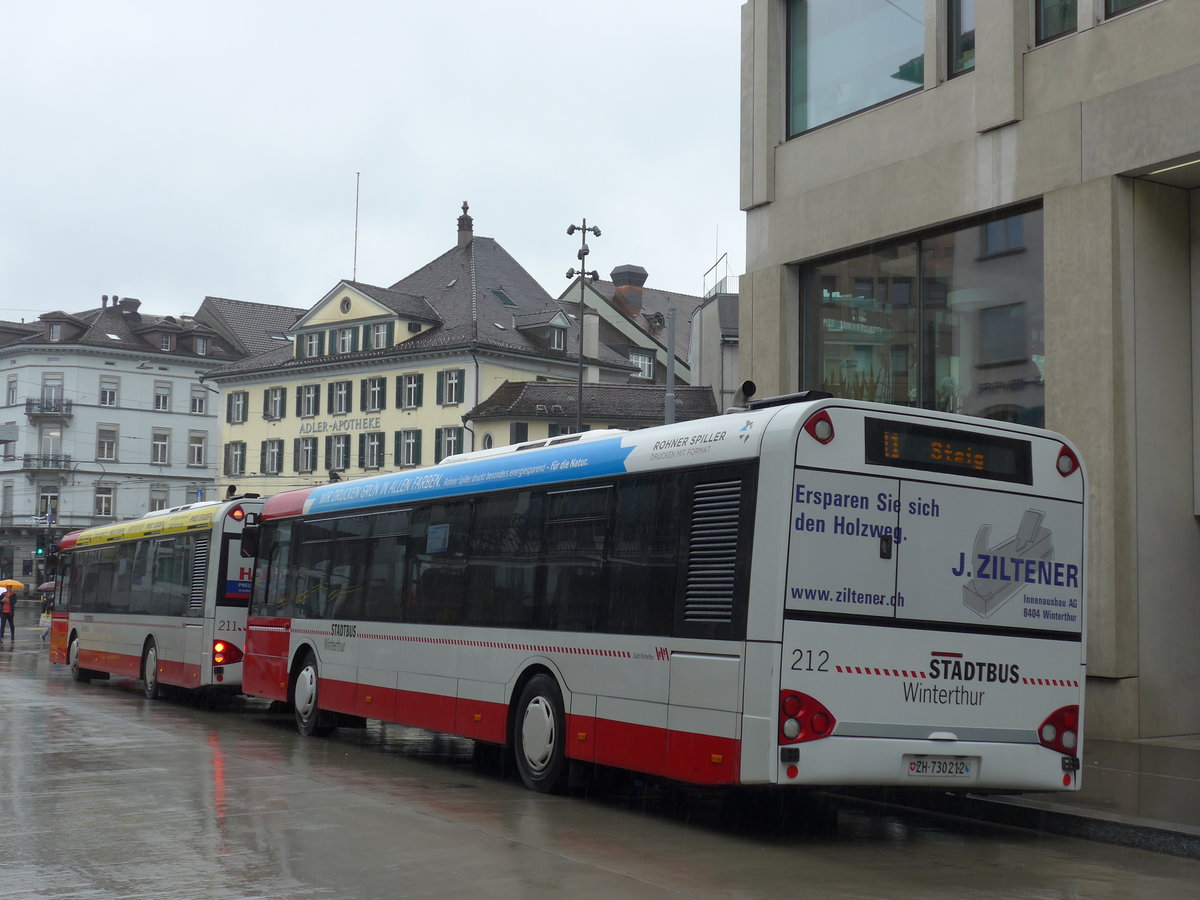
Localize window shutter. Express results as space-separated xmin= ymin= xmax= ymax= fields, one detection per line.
xmin=263 ymin=389 xmax=270 ymax=418
xmin=318 ymin=332 xmax=325 ymax=355
xmin=360 ymin=379 xmax=368 ymax=410
xmin=362 ymin=324 xmax=371 ymax=348
xmin=327 ymin=382 xmax=335 ymax=410
xmin=395 ymin=376 xmax=404 ymax=408
xmin=358 ymin=433 xmax=366 ymax=468
xmin=223 ymin=443 xmax=231 ymax=476
xmin=260 ymin=442 xmax=267 ymax=474
xmin=225 ymin=395 xmax=233 ymax=424
xmin=413 ymin=430 xmax=422 ymax=466
xmin=385 ymin=322 xmax=394 ymax=346
xmin=436 ymin=371 xmax=444 ymax=405
xmin=277 ymin=389 xmax=286 ymax=420
xmin=351 ymin=329 xmax=360 ymax=352
xmin=455 ymin=369 xmax=466 ymax=403
xmin=295 ymin=386 xmax=302 ymax=417
xmin=379 ymin=379 xmax=387 ymax=409
xmin=324 ymin=435 xmax=333 ymax=469
xmin=293 ymin=439 xmax=301 ymax=472
xmin=394 ymin=431 xmax=403 ymax=465
xmin=454 ymin=427 xmax=465 ymax=453
xmin=414 ymin=374 xmax=424 ymax=407
xmin=434 ymin=427 xmax=444 ymax=463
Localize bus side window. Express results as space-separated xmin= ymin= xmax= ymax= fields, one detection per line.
xmin=544 ymin=486 xmax=611 ymax=632
xmin=465 ymin=491 xmax=542 ymax=628
xmin=607 ymin=474 xmax=680 ymax=635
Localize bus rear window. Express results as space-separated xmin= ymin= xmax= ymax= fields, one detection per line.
xmin=863 ymin=417 xmax=1032 ymax=484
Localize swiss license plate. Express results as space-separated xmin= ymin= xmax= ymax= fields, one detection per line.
xmin=904 ymin=755 xmax=976 ymax=778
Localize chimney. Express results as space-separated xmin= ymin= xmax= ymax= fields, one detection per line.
xmin=119 ymin=297 xmax=142 ymax=322
xmin=611 ymin=265 xmax=648 ymax=316
xmin=457 ymin=200 xmax=473 ymax=249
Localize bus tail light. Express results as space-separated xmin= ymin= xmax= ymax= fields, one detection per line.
xmin=227 ymin=504 xmax=246 ymax=522
xmin=778 ymin=691 xmax=836 ymax=744
xmin=213 ymin=640 xmax=244 ymax=666
xmin=803 ymin=410 xmax=835 ymax=444
xmin=1038 ymin=705 xmax=1079 ymax=755
xmin=1055 ymin=445 xmax=1080 ymax=478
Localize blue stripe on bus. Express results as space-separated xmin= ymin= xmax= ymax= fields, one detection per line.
xmin=303 ymin=437 xmax=636 ymax=515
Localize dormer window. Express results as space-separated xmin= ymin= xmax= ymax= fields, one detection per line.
xmin=48 ymin=323 xmax=62 ymax=342
xmin=195 ymin=337 xmax=208 ymax=356
xmin=161 ymin=334 xmax=173 ymax=351
xmin=550 ymin=327 xmax=565 ymax=351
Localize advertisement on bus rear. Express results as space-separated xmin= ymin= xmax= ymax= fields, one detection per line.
xmin=786 ymin=468 xmax=1084 ymax=635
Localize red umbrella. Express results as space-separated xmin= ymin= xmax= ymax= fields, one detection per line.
xmin=36 ymin=581 xmax=58 ymax=593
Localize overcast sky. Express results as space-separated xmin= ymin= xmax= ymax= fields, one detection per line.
xmin=2 ymin=1 xmax=744 ymax=324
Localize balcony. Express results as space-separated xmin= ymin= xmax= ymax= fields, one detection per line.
xmin=23 ymin=454 xmax=73 ymax=472
xmin=25 ymin=398 xmax=73 ymax=419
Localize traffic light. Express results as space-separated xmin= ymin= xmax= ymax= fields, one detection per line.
xmin=35 ymin=534 xmax=45 ymax=557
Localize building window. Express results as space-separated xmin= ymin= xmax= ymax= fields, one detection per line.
xmin=395 ymin=429 xmax=421 ymax=467
xmin=42 ymin=376 xmax=63 ymax=403
xmin=94 ymin=486 xmax=114 ymax=518
xmin=49 ymin=323 xmax=63 ymax=342
xmin=97 ymin=427 xmax=118 ymax=462
xmin=190 ymin=388 xmax=207 ymax=415
xmin=195 ymin=337 xmax=208 ymax=356
xmin=261 ymin=439 xmax=284 ymax=475
xmin=295 ymin=437 xmax=318 ymax=473
xmin=327 ymin=434 xmax=350 ymax=470
xmin=6 ymin=377 xmax=16 ymax=406
xmin=263 ymin=386 xmax=286 ymax=420
xmin=371 ymin=323 xmax=390 ymax=349
xmin=337 ymin=328 xmax=355 ymax=354
xmin=550 ymin=327 xmax=565 ymax=351
xmin=227 ymin=391 xmax=248 ymax=424
xmin=1035 ymin=0 xmax=1076 ymax=43
xmin=363 ymin=377 xmax=386 ymax=412
xmin=303 ymin=333 xmax=321 ymax=358
xmin=434 ymin=426 xmax=463 ymax=463
xmin=981 ymin=216 xmax=1025 ymax=255
xmin=161 ymin=334 xmax=173 ymax=351
xmin=154 ymin=382 xmax=172 ymax=412
xmin=399 ymin=373 xmax=424 ymax=408
xmin=189 ymin=432 xmax=207 ymax=467
xmin=1106 ymin=0 xmax=1152 ymax=18
xmin=800 ymin=206 xmax=1045 ymax=426
xmin=149 ymin=487 xmax=168 ymax=512
xmin=437 ymin=369 xmax=464 ymax=405
xmin=100 ymin=378 xmax=118 ymax=407
xmin=298 ymin=384 xmax=320 ymax=417
xmin=630 ymin=350 xmax=654 ymax=380
xmin=151 ymin=429 xmax=171 ymax=465
xmin=224 ymin=442 xmax=247 ymax=476
xmin=948 ymin=0 xmax=975 ymax=76
xmin=482 ymin=433 xmax=494 ymax=450
xmin=38 ymin=488 xmax=59 ymax=521
xmin=786 ymin=0 xmax=925 ymax=137
xmin=330 ymin=380 xmax=353 ymax=415
xmin=360 ymin=431 xmax=384 ymax=469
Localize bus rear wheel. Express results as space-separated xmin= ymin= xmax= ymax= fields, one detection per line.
xmin=293 ymin=652 xmax=336 ymax=737
xmin=142 ymin=640 xmax=161 ymax=700
xmin=513 ymin=674 xmax=567 ymax=793
xmin=69 ymin=634 xmax=91 ymax=683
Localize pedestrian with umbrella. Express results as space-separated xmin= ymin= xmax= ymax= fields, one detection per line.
xmin=0 ymin=579 xmax=21 ymax=641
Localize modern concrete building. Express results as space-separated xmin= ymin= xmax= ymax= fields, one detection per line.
xmin=740 ymin=0 xmax=1200 ymax=739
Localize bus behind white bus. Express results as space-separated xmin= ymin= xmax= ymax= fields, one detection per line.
xmin=242 ymin=396 xmax=1085 ymax=793
xmin=51 ymin=496 xmax=263 ymax=699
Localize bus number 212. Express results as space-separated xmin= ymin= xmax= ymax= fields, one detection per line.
xmin=791 ymin=648 xmax=830 ymax=672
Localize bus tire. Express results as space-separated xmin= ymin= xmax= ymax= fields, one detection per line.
xmin=513 ymin=674 xmax=567 ymax=793
xmin=293 ymin=651 xmax=336 ymax=737
xmin=69 ymin=633 xmax=92 ymax=683
xmin=142 ymin=639 xmax=161 ymax=700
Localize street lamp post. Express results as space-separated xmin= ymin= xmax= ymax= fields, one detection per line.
xmin=566 ymin=219 xmax=601 ymax=434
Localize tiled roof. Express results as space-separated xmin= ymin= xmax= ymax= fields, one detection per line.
xmin=465 ymin=380 xmax=719 ymax=423
xmin=339 ymin=281 xmax=441 ymax=324
xmin=196 ymin=296 xmax=308 ymax=356
xmin=562 ymin=276 xmax=706 ymax=361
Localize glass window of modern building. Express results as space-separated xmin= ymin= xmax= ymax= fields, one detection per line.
xmin=786 ymin=0 xmax=925 ymax=136
xmin=1036 ymin=0 xmax=1077 ymax=44
xmin=800 ymin=206 xmax=1045 ymax=426
xmin=948 ymin=0 xmax=975 ymax=77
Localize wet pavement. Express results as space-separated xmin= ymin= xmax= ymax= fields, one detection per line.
xmin=3 ymin=602 xmax=1200 ymax=898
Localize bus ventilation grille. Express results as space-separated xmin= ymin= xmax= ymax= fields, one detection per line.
xmin=683 ymin=479 xmax=741 ymax=623
xmin=189 ymin=534 xmax=210 ymax=615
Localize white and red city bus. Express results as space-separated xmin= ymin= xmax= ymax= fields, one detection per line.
xmin=242 ymin=395 xmax=1086 ymax=793
xmin=51 ymin=497 xmax=263 ymax=698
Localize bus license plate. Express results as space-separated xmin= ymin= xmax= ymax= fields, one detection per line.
xmin=904 ymin=755 xmax=976 ymax=778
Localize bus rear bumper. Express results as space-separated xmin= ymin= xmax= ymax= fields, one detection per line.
xmin=766 ymin=736 xmax=1080 ymax=792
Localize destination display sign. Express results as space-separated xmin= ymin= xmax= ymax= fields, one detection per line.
xmin=863 ymin=417 xmax=1032 ymax=484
